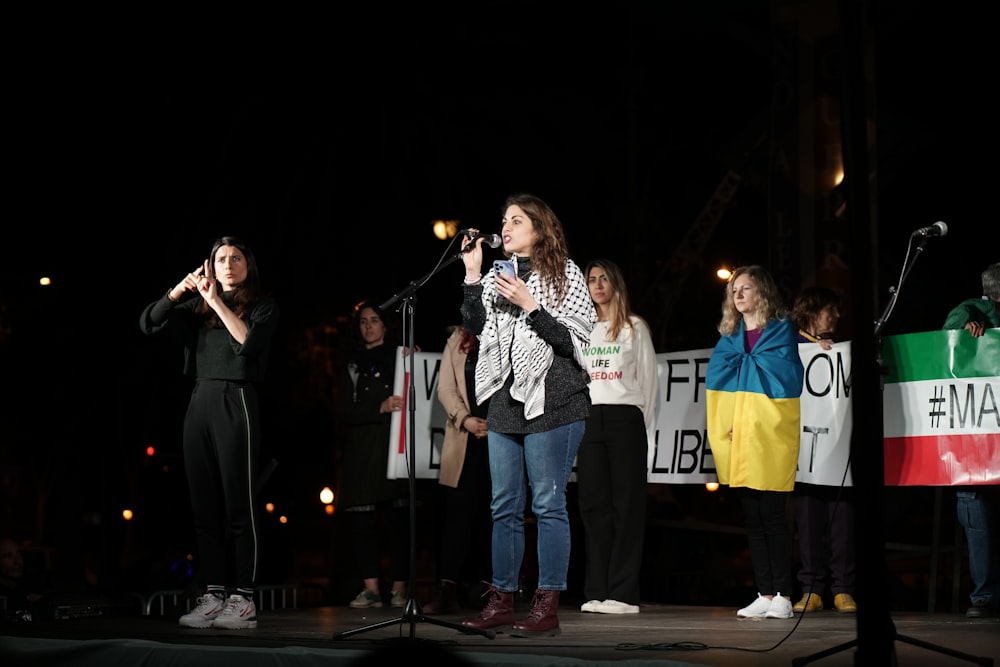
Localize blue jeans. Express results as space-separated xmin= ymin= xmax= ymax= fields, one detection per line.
xmin=956 ymin=489 xmax=998 ymax=607
xmin=487 ymin=420 xmax=585 ymax=592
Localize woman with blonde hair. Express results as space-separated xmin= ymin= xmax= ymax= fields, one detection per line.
xmin=705 ymin=265 xmax=804 ymax=620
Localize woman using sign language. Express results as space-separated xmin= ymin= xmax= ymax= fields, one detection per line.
xmin=139 ymin=236 xmax=279 ymax=629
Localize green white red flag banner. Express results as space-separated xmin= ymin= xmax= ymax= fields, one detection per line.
xmin=881 ymin=329 xmax=1000 ymax=486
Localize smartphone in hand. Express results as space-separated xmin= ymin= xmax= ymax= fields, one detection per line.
xmin=493 ymin=260 xmax=515 ymax=281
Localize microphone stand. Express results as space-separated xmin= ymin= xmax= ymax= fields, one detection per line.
xmin=792 ymin=236 xmax=992 ymax=667
xmin=332 ymin=248 xmax=495 ymax=642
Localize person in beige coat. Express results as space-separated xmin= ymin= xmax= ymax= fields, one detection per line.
xmin=422 ymin=325 xmax=493 ymax=614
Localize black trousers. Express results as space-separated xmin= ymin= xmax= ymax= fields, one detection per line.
xmin=738 ymin=487 xmax=794 ymax=597
xmin=576 ymin=404 xmax=648 ymax=605
xmin=183 ymin=379 xmax=261 ymax=595
xmin=794 ymin=483 xmax=856 ymax=597
xmin=349 ymin=503 xmax=410 ymax=583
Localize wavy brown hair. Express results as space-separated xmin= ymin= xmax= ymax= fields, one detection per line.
xmin=503 ymin=193 xmax=572 ymax=306
xmin=791 ymin=286 xmax=841 ymax=334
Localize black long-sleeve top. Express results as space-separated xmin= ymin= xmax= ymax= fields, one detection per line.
xmin=139 ymin=291 xmax=279 ymax=382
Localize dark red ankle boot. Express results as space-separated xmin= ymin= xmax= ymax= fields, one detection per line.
xmin=510 ymin=589 xmax=560 ymax=637
xmin=460 ymin=584 xmax=515 ymax=632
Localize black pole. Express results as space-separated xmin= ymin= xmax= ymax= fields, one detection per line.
xmin=792 ymin=4 xmax=993 ymax=664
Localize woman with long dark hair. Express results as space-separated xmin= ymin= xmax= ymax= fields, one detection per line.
xmin=335 ymin=300 xmax=410 ymax=609
xmin=140 ymin=236 xmax=279 ymax=630
xmin=577 ymin=259 xmax=658 ymax=615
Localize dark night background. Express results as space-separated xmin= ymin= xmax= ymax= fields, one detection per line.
xmin=0 ymin=2 xmax=994 ymax=609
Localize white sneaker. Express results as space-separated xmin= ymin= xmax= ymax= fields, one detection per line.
xmin=349 ymin=589 xmax=383 ymax=608
xmin=390 ymin=588 xmax=407 ymax=608
xmin=595 ymin=599 xmax=639 ymax=614
xmin=737 ymin=593 xmax=773 ymax=619
xmin=580 ymin=599 xmax=602 ymax=613
xmin=765 ymin=594 xmax=794 ymax=619
xmin=178 ymin=593 xmax=226 ymax=628
xmin=212 ymin=594 xmax=258 ymax=629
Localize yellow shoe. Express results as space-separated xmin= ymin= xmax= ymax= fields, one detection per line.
xmin=834 ymin=593 xmax=857 ymax=613
xmin=793 ymin=593 xmax=823 ymax=613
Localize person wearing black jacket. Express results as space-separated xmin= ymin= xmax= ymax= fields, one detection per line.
xmin=335 ymin=300 xmax=410 ymax=609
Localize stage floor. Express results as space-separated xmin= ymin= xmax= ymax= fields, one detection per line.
xmin=1 ymin=600 xmax=997 ymax=667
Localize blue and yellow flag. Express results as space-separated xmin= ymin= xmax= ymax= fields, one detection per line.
xmin=706 ymin=318 xmax=804 ymax=491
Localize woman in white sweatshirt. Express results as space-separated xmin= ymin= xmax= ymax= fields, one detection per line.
xmin=577 ymin=259 xmax=659 ymax=615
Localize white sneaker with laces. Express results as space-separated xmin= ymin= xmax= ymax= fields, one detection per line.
xmin=737 ymin=593 xmax=773 ymax=619
xmin=212 ymin=594 xmax=258 ymax=629
xmin=765 ymin=594 xmax=794 ymax=619
xmin=178 ymin=593 xmax=226 ymax=628
xmin=595 ymin=599 xmax=640 ymax=614
xmin=580 ymin=599 xmax=602 ymax=612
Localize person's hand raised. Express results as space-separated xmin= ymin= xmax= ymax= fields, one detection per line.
xmin=461 ymin=231 xmax=484 ymax=279
xmin=169 ymin=265 xmax=205 ymax=301
xmin=197 ymin=259 xmax=218 ymax=303
xmin=965 ymin=321 xmax=986 ymax=338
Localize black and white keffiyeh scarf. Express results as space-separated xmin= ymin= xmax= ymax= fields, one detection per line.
xmin=475 ymin=256 xmax=595 ymax=419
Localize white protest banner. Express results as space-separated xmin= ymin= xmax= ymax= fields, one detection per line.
xmin=647 ymin=349 xmax=715 ymax=484
xmin=386 ymin=348 xmax=445 ymax=480
xmin=796 ymin=342 xmax=853 ymax=486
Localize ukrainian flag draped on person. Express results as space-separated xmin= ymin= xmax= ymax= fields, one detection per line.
xmin=706 ymin=318 xmax=804 ymax=491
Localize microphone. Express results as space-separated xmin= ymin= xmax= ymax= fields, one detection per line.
xmin=912 ymin=221 xmax=948 ymax=238
xmin=460 ymin=229 xmax=502 ymax=249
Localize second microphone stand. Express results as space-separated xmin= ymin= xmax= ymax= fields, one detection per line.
xmin=793 ymin=236 xmax=992 ymax=667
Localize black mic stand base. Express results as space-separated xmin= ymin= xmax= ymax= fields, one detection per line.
xmin=791 ymin=622 xmax=995 ymax=667
xmin=332 ymin=598 xmax=496 ymax=641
